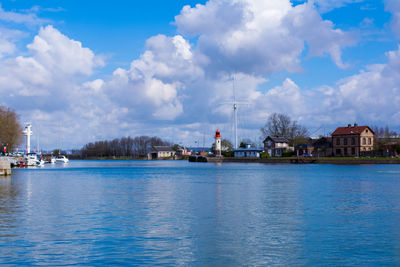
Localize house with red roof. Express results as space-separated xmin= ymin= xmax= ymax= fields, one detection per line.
xmin=332 ymin=124 xmax=375 ymax=157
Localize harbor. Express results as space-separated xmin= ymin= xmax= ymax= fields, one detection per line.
xmin=2 ymin=160 xmax=400 ymax=265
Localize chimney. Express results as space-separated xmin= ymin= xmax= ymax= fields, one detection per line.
xmin=348 ymin=124 xmax=351 ymax=128
xmin=354 ymin=123 xmax=358 ymax=127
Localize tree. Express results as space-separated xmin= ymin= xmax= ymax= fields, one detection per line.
xmin=260 ymin=113 xmax=308 ymax=142
xmin=0 ymin=106 xmax=23 ymax=152
xmin=211 ymin=138 xmax=233 ymax=154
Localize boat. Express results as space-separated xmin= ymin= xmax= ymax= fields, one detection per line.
xmin=55 ymin=155 xmax=69 ymax=163
xmin=25 ymin=153 xmax=45 ymax=167
xmin=50 ymin=157 xmax=56 ymax=164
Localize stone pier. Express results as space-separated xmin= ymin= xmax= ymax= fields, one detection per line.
xmin=0 ymin=161 xmax=11 ymax=176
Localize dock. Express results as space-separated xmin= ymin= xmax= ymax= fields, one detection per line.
xmin=0 ymin=161 xmax=11 ymax=176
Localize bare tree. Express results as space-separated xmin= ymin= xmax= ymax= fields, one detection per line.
xmin=0 ymin=106 xmax=23 ymax=152
xmin=260 ymin=113 xmax=309 ymax=142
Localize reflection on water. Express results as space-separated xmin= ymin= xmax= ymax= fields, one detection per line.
xmin=0 ymin=161 xmax=400 ymax=265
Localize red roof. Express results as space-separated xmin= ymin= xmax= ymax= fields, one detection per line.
xmin=332 ymin=125 xmax=373 ymax=135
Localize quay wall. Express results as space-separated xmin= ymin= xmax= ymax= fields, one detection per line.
xmin=0 ymin=161 xmax=11 ymax=176
xmin=190 ymin=156 xmax=400 ymax=164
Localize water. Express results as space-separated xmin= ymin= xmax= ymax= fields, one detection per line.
xmin=1 ymin=160 xmax=400 ymax=265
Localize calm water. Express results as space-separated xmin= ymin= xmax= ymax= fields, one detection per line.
xmin=1 ymin=160 xmax=400 ymax=265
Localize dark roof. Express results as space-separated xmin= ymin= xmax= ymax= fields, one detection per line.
xmin=151 ymin=146 xmax=175 ymax=152
xmin=263 ymin=136 xmax=289 ymax=143
xmin=312 ymin=137 xmax=332 ymax=147
xmin=332 ymin=125 xmax=374 ymax=136
xmin=295 ymin=144 xmax=313 ymax=149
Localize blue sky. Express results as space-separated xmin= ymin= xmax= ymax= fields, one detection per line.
xmin=1 ymin=0 xmax=400 ymax=149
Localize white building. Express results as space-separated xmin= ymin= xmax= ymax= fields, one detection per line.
xmin=148 ymin=146 xmax=176 ymax=159
xmin=234 ymin=145 xmax=263 ymax=158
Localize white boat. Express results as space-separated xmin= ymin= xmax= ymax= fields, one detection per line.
xmin=50 ymin=157 xmax=56 ymax=164
xmin=25 ymin=153 xmax=45 ymax=167
xmin=55 ymin=155 xmax=69 ymax=163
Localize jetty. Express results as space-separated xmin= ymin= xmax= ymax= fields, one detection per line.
xmin=0 ymin=161 xmax=11 ymax=176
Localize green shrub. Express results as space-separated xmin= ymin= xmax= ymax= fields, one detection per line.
xmin=222 ymin=151 xmax=234 ymax=157
xmin=260 ymin=152 xmax=269 ymax=159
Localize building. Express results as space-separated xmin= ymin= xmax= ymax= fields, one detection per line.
xmin=312 ymin=137 xmax=333 ymax=157
xmin=263 ymin=136 xmax=290 ymax=157
xmin=234 ymin=144 xmax=263 ymax=158
xmin=332 ymin=124 xmax=374 ymax=157
xmin=176 ymin=147 xmax=192 ymax=157
xmin=148 ymin=146 xmax=176 ymax=159
xmin=295 ymin=144 xmax=314 ymax=156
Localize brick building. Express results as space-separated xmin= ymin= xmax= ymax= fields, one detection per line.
xmin=332 ymin=124 xmax=374 ymax=157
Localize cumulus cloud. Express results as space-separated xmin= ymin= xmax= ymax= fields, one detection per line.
xmin=102 ymin=34 xmax=203 ymax=121
xmin=2 ymin=0 xmax=397 ymax=149
xmin=0 ymin=25 xmax=104 ymax=120
xmin=175 ymin=0 xmax=355 ymax=74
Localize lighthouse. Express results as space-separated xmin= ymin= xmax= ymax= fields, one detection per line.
xmin=215 ymin=129 xmax=222 ymax=157
xmin=23 ymin=123 xmax=32 ymax=154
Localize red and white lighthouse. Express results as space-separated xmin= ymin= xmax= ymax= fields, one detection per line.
xmin=215 ymin=129 xmax=222 ymax=157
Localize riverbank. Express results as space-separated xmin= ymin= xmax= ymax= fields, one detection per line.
xmin=193 ymin=156 xmax=400 ymax=164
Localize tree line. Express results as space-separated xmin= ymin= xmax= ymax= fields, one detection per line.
xmin=79 ymin=136 xmax=171 ymax=158
xmin=0 ymin=106 xmax=23 ymax=153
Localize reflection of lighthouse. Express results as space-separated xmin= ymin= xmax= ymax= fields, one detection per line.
xmin=23 ymin=123 xmax=32 ymax=153
xmin=215 ymin=129 xmax=222 ymax=157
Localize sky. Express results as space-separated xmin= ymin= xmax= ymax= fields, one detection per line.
xmin=0 ymin=0 xmax=400 ymax=150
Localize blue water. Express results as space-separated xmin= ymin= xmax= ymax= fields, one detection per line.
xmin=1 ymin=160 xmax=400 ymax=265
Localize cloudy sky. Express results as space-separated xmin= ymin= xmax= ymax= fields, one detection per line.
xmin=0 ymin=0 xmax=399 ymax=149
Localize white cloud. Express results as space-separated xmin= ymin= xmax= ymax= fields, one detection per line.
xmin=27 ymin=25 xmax=104 ymax=75
xmin=0 ymin=4 xmax=49 ymax=25
xmin=2 ymin=0 xmax=398 ymax=149
xmin=175 ymin=0 xmax=355 ymax=74
xmin=102 ymin=34 xmax=203 ymax=121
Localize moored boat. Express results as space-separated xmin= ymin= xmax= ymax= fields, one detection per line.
xmin=55 ymin=155 xmax=69 ymax=163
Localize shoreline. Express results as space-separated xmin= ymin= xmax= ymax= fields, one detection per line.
xmin=193 ymin=156 xmax=400 ymax=164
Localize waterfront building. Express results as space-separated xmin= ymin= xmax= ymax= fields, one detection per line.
xmin=234 ymin=144 xmax=263 ymax=158
xmin=263 ymin=136 xmax=290 ymax=157
xmin=295 ymin=144 xmax=314 ymax=156
xmin=148 ymin=146 xmax=176 ymax=159
xmin=332 ymin=124 xmax=374 ymax=157
xmin=312 ymin=137 xmax=333 ymax=157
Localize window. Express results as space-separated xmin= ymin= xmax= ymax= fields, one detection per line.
xmin=352 ymin=147 xmax=355 ymax=155
xmin=336 ymin=149 xmax=341 ymax=155
xmin=336 ymin=138 xmax=340 ymax=145
xmin=362 ymin=138 xmax=366 ymax=145
xmin=351 ymin=138 xmax=355 ymax=145
xmin=344 ymin=138 xmax=347 ymax=145
xmin=368 ymin=138 xmax=371 ymax=145
xmin=344 ymin=148 xmax=348 ymax=155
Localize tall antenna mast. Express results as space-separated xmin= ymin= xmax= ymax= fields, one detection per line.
xmin=233 ymin=75 xmax=238 ymax=149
